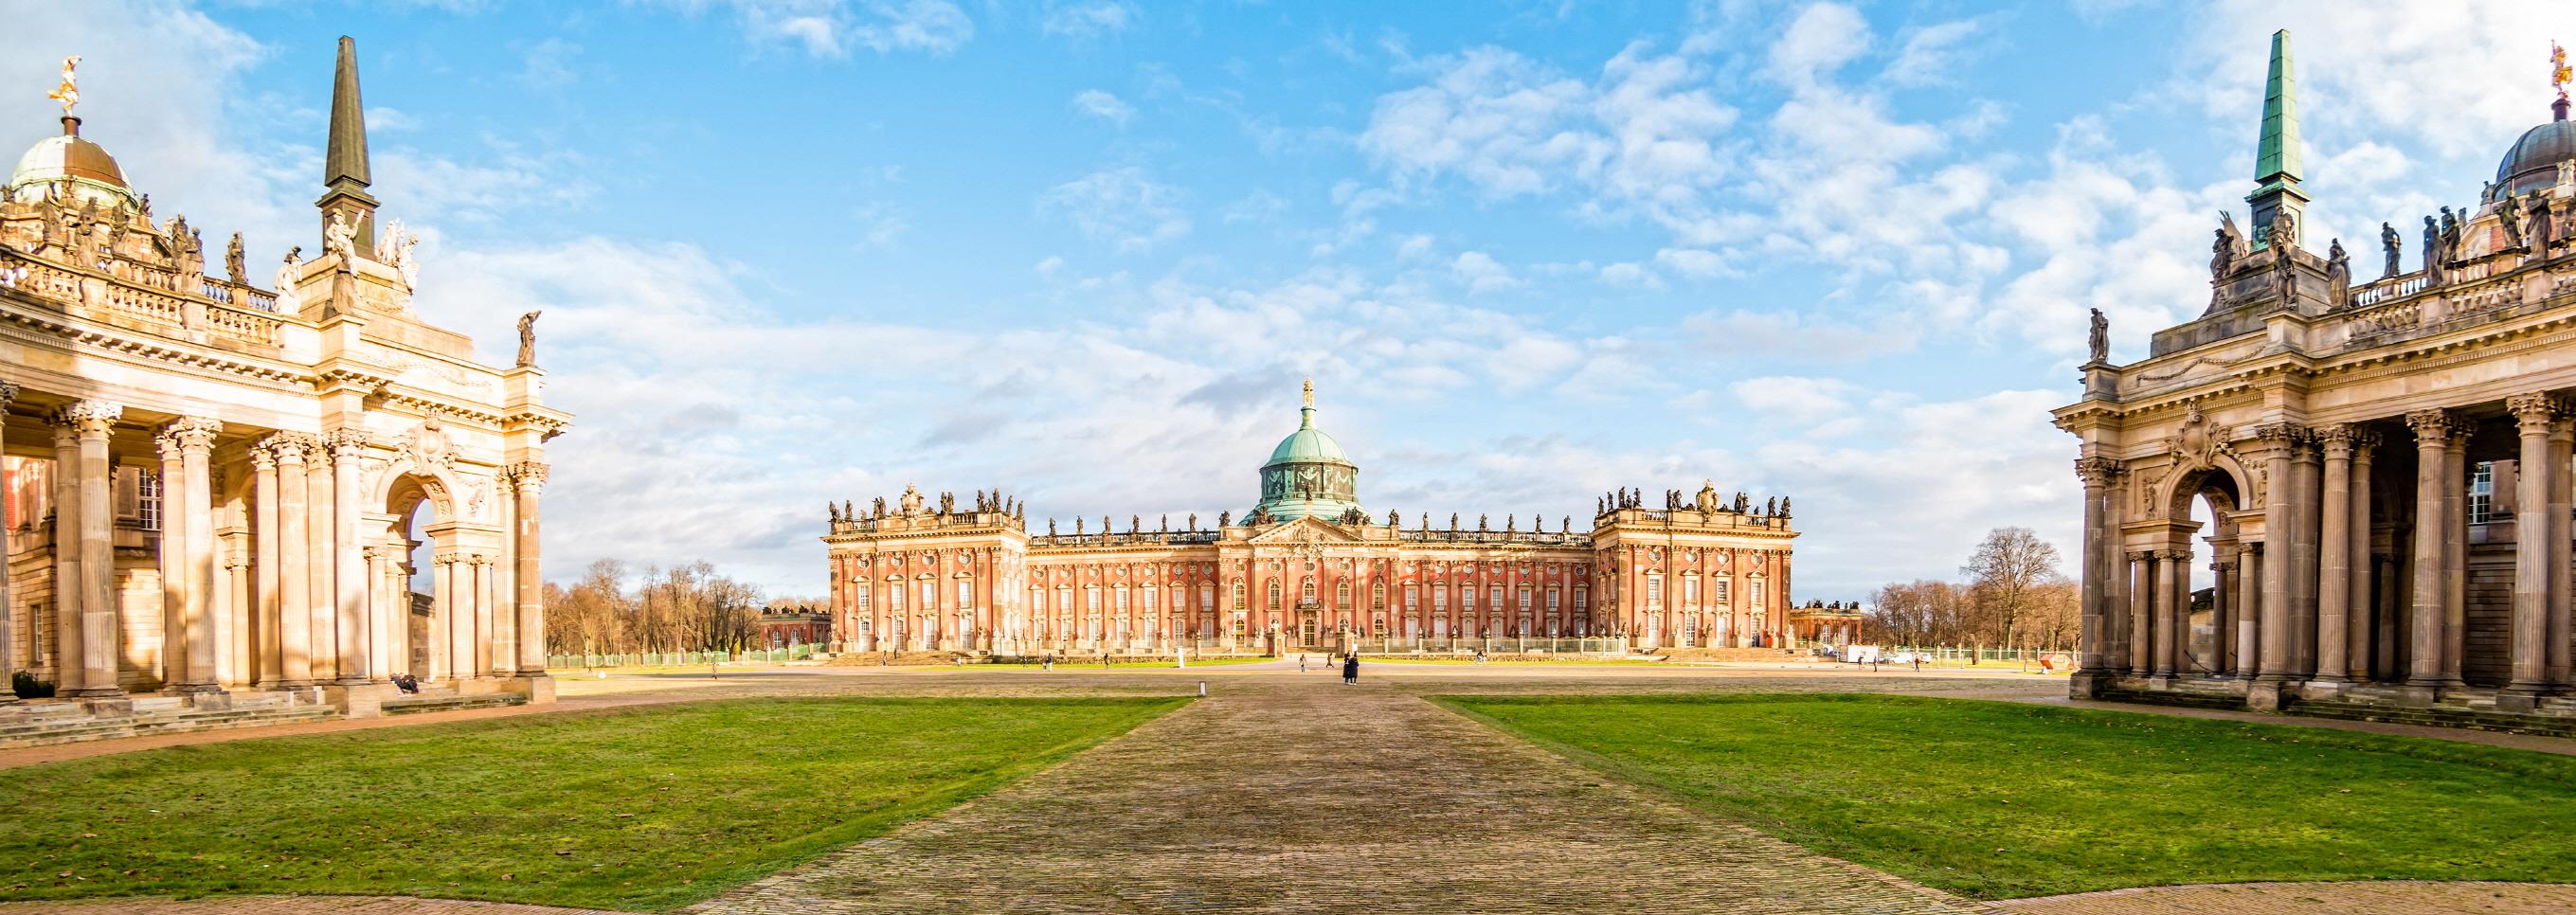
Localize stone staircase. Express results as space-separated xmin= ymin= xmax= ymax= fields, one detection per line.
xmin=0 ymin=693 xmax=341 ymax=748
xmin=2096 ymin=686 xmax=2247 ymax=711
xmin=2097 ymin=682 xmax=2576 ymax=738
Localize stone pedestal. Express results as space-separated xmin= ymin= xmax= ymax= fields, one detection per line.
xmin=2068 ymin=671 xmax=2113 ymax=699
xmin=2243 ymin=678 xmax=2292 ymax=711
xmin=516 ymin=673 xmax=556 ymax=704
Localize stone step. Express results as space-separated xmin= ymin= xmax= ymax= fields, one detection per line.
xmin=0 ymin=706 xmax=343 ymax=748
xmin=379 ymin=693 xmax=527 ymax=716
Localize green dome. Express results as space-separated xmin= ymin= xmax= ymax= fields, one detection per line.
xmin=1251 ymin=381 xmax=1364 ymax=523
xmin=1267 ymin=422 xmax=1353 ymax=466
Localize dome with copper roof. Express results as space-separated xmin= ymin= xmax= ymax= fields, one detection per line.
xmin=6 ymin=117 xmax=138 ymax=209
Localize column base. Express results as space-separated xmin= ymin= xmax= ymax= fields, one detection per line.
xmin=2068 ymin=671 xmax=2114 ymax=699
xmin=514 ymin=673 xmax=556 ymax=704
xmin=2392 ymin=683 xmax=2441 ymax=707
xmin=177 ymin=682 xmax=228 ymax=695
xmin=63 ymin=687 xmax=125 ymax=699
xmin=184 ymin=690 xmax=233 ymax=711
xmin=78 ymin=696 xmax=134 ymax=716
xmin=2498 ymin=685 xmax=2549 ymax=712
xmin=2243 ymin=679 xmax=2294 ymax=711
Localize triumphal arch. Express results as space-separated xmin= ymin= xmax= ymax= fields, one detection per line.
xmin=0 ymin=41 xmax=567 ymax=734
xmin=823 ymin=382 xmax=1805 ymax=657
xmin=2058 ymin=31 xmax=2576 ymax=727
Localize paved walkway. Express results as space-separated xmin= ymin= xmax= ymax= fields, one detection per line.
xmin=695 ymin=679 xmax=1980 ymax=914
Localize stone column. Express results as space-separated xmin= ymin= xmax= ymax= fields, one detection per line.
xmin=0 ymin=383 xmax=15 ymax=704
xmin=2209 ymin=552 xmax=2235 ymax=675
xmin=2166 ymin=548 xmax=2191 ymax=676
xmin=326 ymin=431 xmax=370 ymax=683
xmin=2236 ymin=543 xmax=2261 ymax=678
xmin=2374 ymin=555 xmax=2400 ymax=680
xmin=2152 ymin=551 xmax=2177 ymax=678
xmin=432 ymin=553 xmax=457 ymax=679
xmin=156 ymin=431 xmax=189 ymax=688
xmin=2076 ymin=457 xmax=2118 ymax=673
xmin=492 ymin=477 xmax=519 ymax=676
xmin=2315 ymin=425 xmax=2355 ymax=683
xmin=249 ymin=443 xmax=283 ymax=685
xmin=2347 ymin=432 xmax=2378 ymax=681
xmin=511 ymin=462 xmax=548 ymax=675
xmin=2508 ymin=394 xmax=2562 ymax=695
xmin=47 ymin=417 xmax=81 ymax=693
xmin=473 ymin=555 xmax=495 ymax=676
xmin=2550 ymin=417 xmax=2575 ymax=688
xmin=2256 ymin=422 xmax=2300 ymax=680
xmin=2405 ymin=409 xmax=2459 ymax=689
xmin=2127 ymin=550 xmax=2152 ymax=673
xmin=304 ymin=444 xmax=336 ymax=682
xmin=270 ymin=436 xmax=315 ymax=687
xmin=166 ymin=417 xmax=224 ymax=693
xmin=2441 ymin=430 xmax=2468 ymax=686
xmin=2291 ymin=433 xmax=2323 ymax=675
xmin=63 ymin=401 xmax=123 ymax=698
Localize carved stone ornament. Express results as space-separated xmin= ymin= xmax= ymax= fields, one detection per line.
xmin=2075 ymin=456 xmax=2124 ymax=487
xmin=399 ymin=413 xmax=455 ymax=473
xmin=2168 ymin=405 xmax=2220 ymax=469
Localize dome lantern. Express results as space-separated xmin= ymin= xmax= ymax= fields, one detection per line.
xmin=1251 ymin=379 xmax=1364 ymax=523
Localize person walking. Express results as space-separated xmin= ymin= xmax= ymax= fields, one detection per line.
xmin=1342 ymin=651 xmax=1359 ymax=685
xmin=1299 ymin=654 xmax=1308 ymax=673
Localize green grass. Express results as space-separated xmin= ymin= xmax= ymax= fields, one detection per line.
xmin=976 ymin=656 xmax=1272 ymax=669
xmin=0 ymin=696 xmax=1183 ymax=911
xmin=1443 ymin=692 xmax=2576 ymax=899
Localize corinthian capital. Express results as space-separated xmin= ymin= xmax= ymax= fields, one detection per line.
xmin=2405 ymin=409 xmax=2465 ymax=442
xmin=256 ymin=432 xmax=316 ymax=462
xmin=0 ymin=381 xmax=18 ymax=404
xmin=157 ymin=416 xmax=222 ymax=454
xmin=52 ymin=400 xmax=123 ymax=435
xmin=507 ymin=460 xmax=549 ymax=493
xmin=2074 ymin=456 xmax=2124 ymax=487
xmin=325 ymin=428 xmax=371 ymax=456
xmin=2509 ymin=392 xmax=2565 ymax=432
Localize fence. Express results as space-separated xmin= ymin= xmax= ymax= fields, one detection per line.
xmin=547 ymin=643 xmax=821 ymax=669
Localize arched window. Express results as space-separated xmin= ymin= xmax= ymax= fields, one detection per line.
xmin=1646 ymin=573 xmax=1664 ymax=608
xmin=1372 ymin=581 xmax=1386 ymax=608
xmin=1336 ymin=581 xmax=1351 ymax=608
xmin=1233 ymin=582 xmax=1246 ymax=609
xmin=1268 ymin=580 xmax=1283 ymax=609
xmin=1302 ymin=579 xmax=1317 ymax=603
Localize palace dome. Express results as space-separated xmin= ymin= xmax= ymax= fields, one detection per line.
xmin=7 ymin=118 xmax=139 ymax=208
xmin=1252 ymin=381 xmax=1364 ymax=523
xmin=2493 ymin=117 xmax=2576 ymax=200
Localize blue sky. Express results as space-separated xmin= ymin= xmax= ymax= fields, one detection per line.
xmin=10 ymin=1 xmax=2570 ymax=600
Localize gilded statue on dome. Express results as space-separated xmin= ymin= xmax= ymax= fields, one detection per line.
xmin=46 ymin=57 xmax=80 ymax=117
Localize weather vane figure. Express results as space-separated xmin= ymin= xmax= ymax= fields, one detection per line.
xmin=47 ymin=56 xmax=81 ymax=117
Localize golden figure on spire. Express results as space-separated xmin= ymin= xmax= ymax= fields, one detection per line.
xmin=1303 ymin=377 xmax=1314 ymax=408
xmin=45 ymin=56 xmax=81 ymax=117
xmin=2545 ymin=40 xmax=2566 ymax=104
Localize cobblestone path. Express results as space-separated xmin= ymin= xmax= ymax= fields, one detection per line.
xmin=694 ymin=679 xmax=1983 ymax=914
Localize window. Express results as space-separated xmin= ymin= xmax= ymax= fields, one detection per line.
xmin=1517 ymin=585 xmax=1531 ymax=610
xmin=1546 ymin=587 xmax=1560 ymax=611
xmin=1144 ymin=586 xmax=1158 ymax=610
xmin=1683 ymin=577 xmax=1698 ymax=606
xmin=1751 ymin=582 xmax=1764 ymax=607
xmin=956 ymin=579 xmax=973 ymax=608
xmin=1302 ymin=579 xmax=1317 ymax=603
xmin=1087 ymin=588 xmax=1102 ymax=612
xmin=137 ymin=472 xmax=162 ymax=531
xmin=1337 ymin=581 xmax=1351 ymax=608
xmin=1269 ymin=580 xmax=1283 ymax=609
xmin=856 ymin=586 xmax=871 ymax=610
xmin=2469 ymin=461 xmax=2496 ymax=524
xmin=1405 ymin=584 xmax=1419 ymax=609
xmin=1372 ymin=581 xmax=1386 ymax=608
xmin=1487 ymin=586 xmax=1501 ymax=610
xmin=1116 ymin=585 xmax=1129 ymax=611
xmin=889 ymin=582 xmax=906 ymax=612
xmin=1647 ymin=573 xmax=1664 ymax=608
xmin=1234 ymin=582 xmax=1247 ymax=609
xmin=1200 ymin=584 xmax=1215 ymax=610
xmin=918 ymin=580 xmax=934 ymax=609
xmin=1433 ymin=589 xmax=1448 ymax=611
xmin=1714 ymin=579 xmax=1731 ymax=603
xmin=1575 ymin=589 xmax=1588 ymax=612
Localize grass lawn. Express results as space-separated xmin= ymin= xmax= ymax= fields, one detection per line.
xmin=1443 ymin=692 xmax=2576 ymax=899
xmin=0 ymin=696 xmax=1183 ymax=911
xmin=976 ymin=656 xmax=1272 ymax=669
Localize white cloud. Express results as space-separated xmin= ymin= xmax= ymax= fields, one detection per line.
xmin=1599 ymin=261 xmax=1661 ymax=289
xmin=519 ymin=36 xmax=580 ymax=89
xmin=1767 ymin=2 xmax=1869 ymax=88
xmin=1041 ymin=166 xmax=1192 ymax=251
xmin=648 ymin=0 xmax=973 ymax=57
xmin=1450 ymin=250 xmax=1518 ymax=293
xmin=1730 ymin=375 xmax=1856 ymax=422
xmin=1041 ymin=1 xmax=1139 ymax=40
xmin=1884 ymin=18 xmax=1984 ymax=87
xmin=1071 ymin=89 xmax=1135 ymax=125
xmin=1654 ymin=246 xmax=1730 ymax=278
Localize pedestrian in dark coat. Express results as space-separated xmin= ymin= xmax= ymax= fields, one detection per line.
xmin=1342 ymin=653 xmax=1359 ymax=685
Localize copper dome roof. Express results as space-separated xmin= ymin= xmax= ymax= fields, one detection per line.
xmin=2494 ymin=118 xmax=2576 ymax=200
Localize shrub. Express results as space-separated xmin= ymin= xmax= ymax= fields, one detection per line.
xmin=10 ymin=670 xmax=55 ymax=699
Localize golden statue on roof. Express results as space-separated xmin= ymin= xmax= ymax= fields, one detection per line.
xmin=46 ymin=56 xmax=81 ymax=117
xmin=1302 ymin=377 xmax=1314 ymax=408
xmin=2555 ymin=41 xmax=2571 ymax=104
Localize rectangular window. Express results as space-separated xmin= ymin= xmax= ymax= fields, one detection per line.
xmin=2469 ymin=461 xmax=2496 ymax=524
xmin=1116 ymin=586 xmax=1129 ymax=611
xmin=1547 ymin=588 xmax=1559 ymax=610
xmin=1684 ymin=577 xmax=1698 ymax=605
xmin=1405 ymin=584 xmax=1419 ymax=609
xmin=1575 ymin=589 xmax=1588 ymax=612
xmin=1715 ymin=579 xmax=1731 ymax=603
xmin=1088 ymin=588 xmax=1102 ymax=611
xmin=1751 ymin=582 xmax=1764 ymax=607
xmin=1488 ymin=587 xmax=1502 ymax=610
xmin=956 ymin=579 xmax=973 ymax=608
xmin=890 ymin=583 xmax=905 ymax=611
xmin=919 ymin=580 xmax=935 ymax=609
xmin=1144 ymin=587 xmax=1158 ymax=609
xmin=856 ymin=587 xmax=870 ymax=609
xmin=137 ymin=472 xmax=162 ymax=531
xmin=1647 ymin=574 xmax=1664 ymax=608
xmin=1434 ymin=589 xmax=1448 ymax=610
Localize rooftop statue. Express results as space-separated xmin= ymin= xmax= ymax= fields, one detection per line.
xmin=45 ymin=56 xmax=79 ymax=117
xmin=2326 ymin=238 xmax=2351 ymax=309
xmin=2088 ymin=308 xmax=2108 ymax=363
xmin=273 ymin=247 xmax=303 ymax=313
xmin=2380 ymin=221 xmax=2401 ymax=278
xmin=515 ymin=310 xmax=541 ymax=367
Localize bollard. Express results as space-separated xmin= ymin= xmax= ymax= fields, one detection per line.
xmin=1198 ymin=681 xmax=1207 ymax=697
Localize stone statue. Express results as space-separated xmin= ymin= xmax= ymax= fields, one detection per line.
xmin=872 ymin=495 xmax=887 ymax=517
xmin=2501 ymin=193 xmax=2528 ymax=249
xmin=2210 ymin=224 xmax=2238 ymax=283
xmin=2532 ymin=192 xmax=2558 ymax=254
xmin=1074 ymin=517 xmax=1085 ymax=534
xmin=1130 ymin=514 xmax=1141 ymax=532
xmin=1778 ymin=496 xmax=1792 ymax=518
xmin=1160 ymin=513 xmax=1168 ymax=531
xmin=1219 ymin=511 xmax=1231 ymax=527
xmin=2087 ymin=308 xmax=2108 ymax=364
xmin=2440 ymin=206 xmax=2462 ymax=260
xmin=1765 ymin=496 xmax=1776 ymax=516
xmin=2269 ymin=209 xmax=2299 ymax=307
xmin=2375 ymin=221 xmax=2400 ymax=278
xmin=1387 ymin=510 xmax=1400 ymax=527
xmin=899 ymin=483 xmax=924 ymax=516
xmin=395 ymin=233 xmax=421 ymax=291
xmin=1188 ymin=512 xmax=1198 ymax=530
xmin=374 ymin=217 xmax=405 ymax=263
xmin=1504 ymin=515 xmax=1515 ymax=531
xmin=938 ymin=492 xmax=954 ymax=514
xmin=1450 ymin=512 xmax=1460 ymax=530
xmin=1049 ymin=518 xmax=1058 ymax=535
xmin=1561 ymin=515 xmax=1571 ymax=532
xmin=2423 ymin=215 xmax=2446 ymax=285
xmin=323 ymin=210 xmax=356 ymax=269
xmin=224 ymin=231 xmax=244 ymax=283
xmin=2325 ymin=238 xmax=2351 ymax=309
xmin=273 ymin=247 xmax=303 ymax=313
xmin=515 ymin=311 xmax=541 ymax=368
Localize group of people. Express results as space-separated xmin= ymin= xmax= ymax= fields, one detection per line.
xmin=1297 ymin=653 xmax=1361 ymax=684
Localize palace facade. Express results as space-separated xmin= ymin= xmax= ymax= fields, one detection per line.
xmin=0 ymin=40 xmax=567 ymax=725
xmin=824 ymin=384 xmax=1803 ymax=655
xmin=2058 ymin=31 xmax=2576 ymax=725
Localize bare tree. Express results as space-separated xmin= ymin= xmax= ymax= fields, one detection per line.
xmin=1963 ymin=527 xmax=2062 ymax=653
